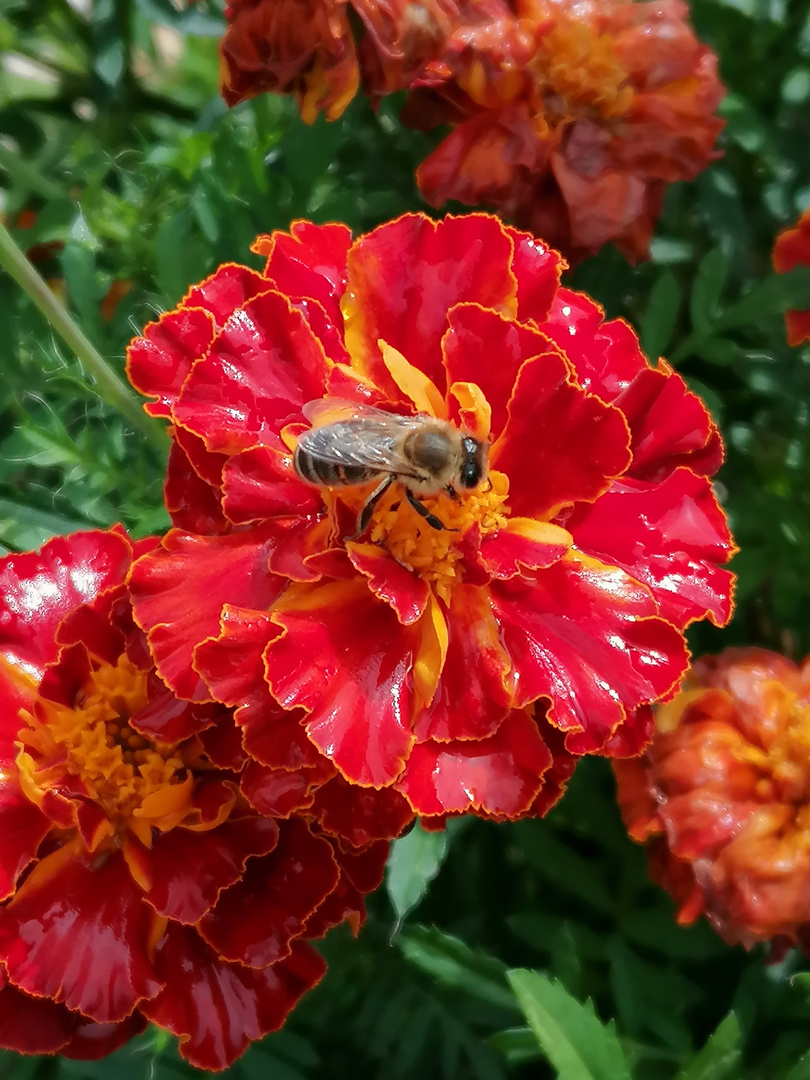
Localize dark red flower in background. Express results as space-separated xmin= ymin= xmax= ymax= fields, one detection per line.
xmin=615 ymin=649 xmax=810 ymax=950
xmin=219 ymin=0 xmax=458 ymax=119
xmin=126 ymin=212 xmax=735 ymax=823
xmin=773 ymin=207 xmax=810 ymax=347
xmin=0 ymin=529 xmax=401 ymax=1070
xmin=406 ymin=0 xmax=725 ymax=262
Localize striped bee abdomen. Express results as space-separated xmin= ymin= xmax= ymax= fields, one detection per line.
xmin=294 ymin=445 xmax=378 ymax=487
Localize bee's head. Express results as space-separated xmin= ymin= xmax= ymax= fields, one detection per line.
xmin=459 ymin=436 xmax=487 ymax=488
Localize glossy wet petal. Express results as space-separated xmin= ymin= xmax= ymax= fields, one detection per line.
xmin=124 ymin=815 xmax=280 ymax=924
xmin=199 ymin=819 xmax=338 ymax=968
xmin=129 ymin=526 xmax=285 ymax=701
xmin=569 ymin=470 xmax=735 ymax=630
xmin=144 ymin=925 xmax=326 ymax=1071
xmin=173 ymin=290 xmax=331 ymax=455
xmin=398 ymin=708 xmax=552 ymax=818
xmin=264 ymin=581 xmax=419 ymax=786
xmin=492 ymin=553 xmax=689 ymax=752
xmin=126 ymin=306 xmax=215 ymax=419
xmin=344 ymin=213 xmax=517 ymax=399
xmin=492 ymin=351 xmax=631 ymax=519
xmin=0 ymin=843 xmax=162 ymax=1023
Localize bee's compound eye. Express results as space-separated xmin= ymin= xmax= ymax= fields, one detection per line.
xmin=459 ymin=436 xmax=485 ymax=488
xmin=460 ymin=461 xmax=482 ymax=488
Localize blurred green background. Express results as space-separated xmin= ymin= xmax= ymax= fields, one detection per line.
xmin=2 ymin=1 xmax=810 ymax=1078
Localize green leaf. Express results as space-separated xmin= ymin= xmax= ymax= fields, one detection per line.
xmin=387 ymin=822 xmax=450 ymax=920
xmin=60 ymin=240 xmax=101 ymax=333
xmin=507 ymin=970 xmax=632 ymax=1080
xmin=0 ymin=498 xmax=95 ymax=550
xmin=398 ymin=926 xmax=517 ymax=1011
xmin=782 ymin=1050 xmax=810 ymax=1080
xmin=641 ymin=269 xmax=681 ymax=360
xmin=690 ymin=248 xmax=728 ymax=333
xmin=675 ymin=1014 xmax=742 ymax=1080
xmin=489 ymin=1026 xmax=542 ymax=1065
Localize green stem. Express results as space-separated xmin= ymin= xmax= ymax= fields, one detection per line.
xmin=0 ymin=220 xmax=166 ymax=449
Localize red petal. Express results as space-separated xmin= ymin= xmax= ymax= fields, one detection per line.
xmin=398 ymin=709 xmax=552 ymax=819
xmin=129 ymin=526 xmax=284 ymax=701
xmin=344 ymin=213 xmax=517 ymax=400
xmin=184 ymin=262 xmax=270 ymax=328
xmin=131 ymin=687 xmax=221 ymax=743
xmin=492 ymin=351 xmax=631 ymax=519
xmin=174 ymin=424 xmax=228 ymax=488
xmin=509 ymin=226 xmax=564 ymax=324
xmin=414 ymin=584 xmax=512 ymax=742
xmin=126 ymin=306 xmax=215 ymax=418
xmin=477 ymin=519 xmax=571 ymax=581
xmin=199 ymin=819 xmax=338 ymax=968
xmin=615 ymin=361 xmax=723 ymax=481
xmin=60 ymin=1012 xmax=148 ymax=1061
xmin=0 ymin=758 xmax=50 ymax=899
xmin=442 ymin=303 xmax=553 ymax=441
xmin=491 ymin=554 xmax=690 ymax=752
xmin=264 ymin=581 xmax=418 ymax=786
xmin=144 ymin=925 xmax=325 ymax=1071
xmin=310 ymin=775 xmax=415 ymax=845
xmin=222 ymin=446 xmax=323 ymax=524
xmin=194 ymin=604 xmax=325 ymax=768
xmin=347 ymin=542 xmax=430 ymax=624
xmin=786 ymin=308 xmax=810 ymax=347
xmin=165 ymin=440 xmax=230 ymax=534
xmin=0 ymin=844 xmax=162 ymax=1022
xmin=0 ymin=530 xmax=132 ymax=681
xmin=304 ymin=839 xmax=389 ymax=938
xmin=568 ymin=470 xmax=735 ymax=630
xmin=173 ymin=290 xmax=331 ymax=455
xmin=259 ymin=220 xmax=352 ymax=334
xmin=240 ymin=759 xmax=333 ymax=817
xmin=125 ymin=815 xmax=279 ymax=924
xmin=0 ymin=969 xmax=74 ymax=1054
xmin=541 ymin=288 xmax=642 ymax=397
xmin=197 ymin=709 xmax=248 ymax=770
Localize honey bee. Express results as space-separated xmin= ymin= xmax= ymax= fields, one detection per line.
xmin=294 ymin=401 xmax=489 ymax=537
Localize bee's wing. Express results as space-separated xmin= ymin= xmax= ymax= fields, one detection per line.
xmin=302 ymin=398 xmax=418 ymax=427
xmin=297 ymin=412 xmax=421 ymax=473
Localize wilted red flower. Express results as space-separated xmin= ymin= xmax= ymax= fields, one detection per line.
xmin=407 ymin=0 xmax=725 ymax=262
xmin=219 ymin=0 xmax=458 ymax=120
xmin=615 ymin=648 xmax=810 ymax=949
xmin=0 ymin=529 xmax=400 ymax=1069
xmin=772 ymin=207 xmax=810 ymax=347
xmin=125 ymin=212 xmax=735 ymax=823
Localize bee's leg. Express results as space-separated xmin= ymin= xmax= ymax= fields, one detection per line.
xmin=405 ymin=488 xmax=448 ymax=531
xmin=349 ymin=475 xmax=395 ymax=540
xmin=445 ymin=485 xmax=461 ymax=502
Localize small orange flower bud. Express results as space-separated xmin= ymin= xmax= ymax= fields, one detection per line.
xmin=615 ymin=648 xmax=810 ymax=949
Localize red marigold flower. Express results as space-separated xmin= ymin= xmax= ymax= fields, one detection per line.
xmin=219 ymin=0 xmax=458 ymax=120
xmin=406 ymin=0 xmax=725 ymax=262
xmin=0 ymin=528 xmax=402 ymax=1069
xmin=615 ymin=648 xmax=810 ymax=949
xmin=125 ymin=212 xmax=735 ymax=821
xmin=772 ymin=207 xmax=810 ymax=347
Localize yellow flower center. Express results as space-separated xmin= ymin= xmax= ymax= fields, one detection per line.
xmin=366 ymin=469 xmax=510 ymax=604
xmin=737 ymin=694 xmax=810 ymax=807
xmin=533 ymin=20 xmax=633 ymax=120
xmin=17 ymin=654 xmax=188 ymax=837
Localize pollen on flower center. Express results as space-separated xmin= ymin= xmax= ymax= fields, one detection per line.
xmin=367 ymin=470 xmax=510 ymax=603
xmin=534 ymin=20 xmax=633 ymax=119
xmin=733 ymin=694 xmax=810 ymax=808
xmin=18 ymin=654 xmax=186 ymax=828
